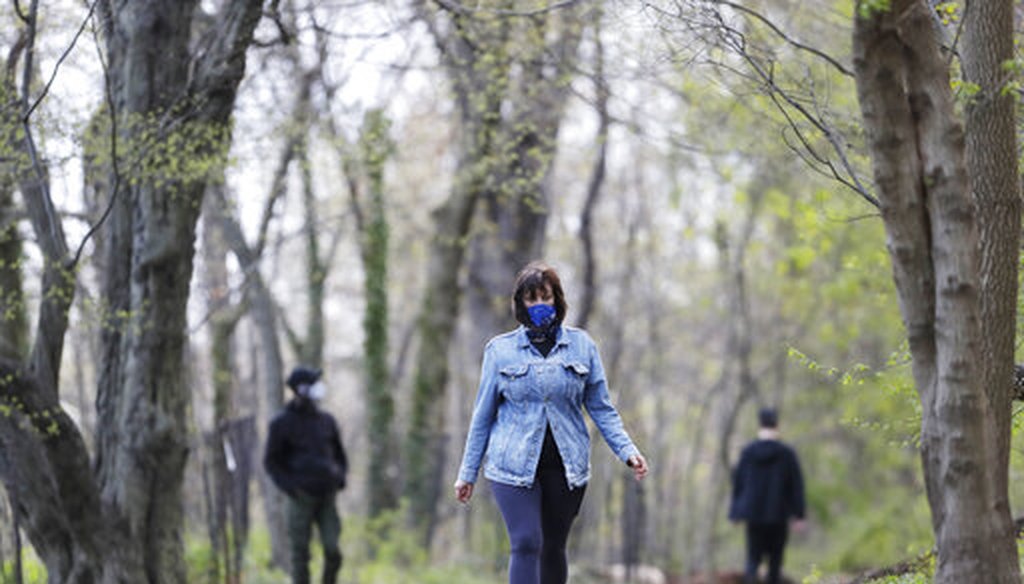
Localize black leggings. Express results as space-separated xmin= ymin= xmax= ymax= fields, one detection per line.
xmin=490 ymin=467 xmax=586 ymax=584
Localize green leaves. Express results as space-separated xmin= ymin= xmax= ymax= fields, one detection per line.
xmin=856 ymin=0 xmax=893 ymax=20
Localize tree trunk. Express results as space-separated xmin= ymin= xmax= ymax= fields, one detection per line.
xmin=228 ymin=65 xmax=318 ymax=567
xmin=211 ymin=187 xmax=291 ymax=571
xmin=201 ymin=194 xmax=247 ymax=582
xmin=961 ymin=0 xmax=1020 ymax=566
xmin=354 ymin=109 xmax=400 ymax=516
xmin=0 ymin=189 xmax=26 ymax=360
xmin=203 ymin=197 xmax=244 ymax=425
xmin=465 ymin=4 xmax=585 ymax=347
xmin=272 ymin=67 xmax=332 ymax=370
xmin=577 ymin=7 xmax=610 ymax=331
xmin=852 ymin=1 xmax=1019 ymax=581
xmin=695 ymin=207 xmax=761 ymax=576
xmin=247 ymin=275 xmax=291 ymax=571
xmin=0 ymin=5 xmax=109 ymax=581
xmin=297 ymin=140 xmax=327 ymax=368
xmin=0 ymin=76 xmax=28 ymax=361
xmin=404 ymin=174 xmax=483 ymax=543
xmin=0 ymin=2 xmax=263 ymax=582
xmin=94 ymin=3 xmax=261 ymax=580
xmin=0 ymin=360 xmax=108 ymax=582
xmin=403 ymin=4 xmax=512 ymax=543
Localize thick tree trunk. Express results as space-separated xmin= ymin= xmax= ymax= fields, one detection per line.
xmin=465 ymin=5 xmax=585 ymax=346
xmin=0 ymin=362 xmax=108 ymax=582
xmin=0 ymin=2 xmax=263 ymax=582
xmin=961 ymin=0 xmax=1020 ymax=565
xmin=96 ymin=2 xmax=198 ymax=576
xmin=852 ymin=1 xmax=1019 ymax=581
xmin=94 ymin=3 xmax=262 ymax=580
xmin=403 ymin=4 xmax=511 ymax=542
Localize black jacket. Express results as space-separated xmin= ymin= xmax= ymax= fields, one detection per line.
xmin=728 ymin=438 xmax=805 ymax=524
xmin=264 ymin=398 xmax=348 ymax=498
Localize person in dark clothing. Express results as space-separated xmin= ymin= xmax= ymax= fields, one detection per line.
xmin=729 ymin=408 xmax=805 ymax=584
xmin=265 ymin=366 xmax=348 ymax=584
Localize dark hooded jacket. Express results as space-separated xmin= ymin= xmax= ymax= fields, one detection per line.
xmin=264 ymin=398 xmax=348 ymax=498
xmin=728 ymin=438 xmax=805 ymax=524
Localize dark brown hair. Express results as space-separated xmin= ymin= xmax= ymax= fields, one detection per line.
xmin=512 ymin=261 xmax=568 ymax=327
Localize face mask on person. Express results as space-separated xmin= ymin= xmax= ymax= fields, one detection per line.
xmin=302 ymin=380 xmax=327 ymax=401
xmin=527 ymin=303 xmax=557 ymax=328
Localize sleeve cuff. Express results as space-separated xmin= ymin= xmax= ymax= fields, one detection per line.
xmin=619 ymin=444 xmax=640 ymax=463
xmin=458 ymin=468 xmax=478 ymax=484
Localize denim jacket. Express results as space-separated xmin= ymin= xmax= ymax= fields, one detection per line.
xmin=456 ymin=326 xmax=640 ymax=489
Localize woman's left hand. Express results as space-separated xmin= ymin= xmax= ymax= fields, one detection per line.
xmin=627 ymin=454 xmax=649 ymax=481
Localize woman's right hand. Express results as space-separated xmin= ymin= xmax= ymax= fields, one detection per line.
xmin=454 ymin=479 xmax=474 ymax=503
xmin=627 ymin=454 xmax=649 ymax=481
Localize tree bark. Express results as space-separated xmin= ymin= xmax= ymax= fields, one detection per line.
xmin=852 ymin=1 xmax=1019 ymax=581
xmin=0 ymin=2 xmax=263 ymax=582
xmin=0 ymin=359 xmax=107 ymax=582
xmin=404 ymin=171 xmax=484 ymax=543
xmin=93 ymin=3 xmax=262 ymax=580
xmin=465 ymin=3 xmax=586 ymax=345
xmin=0 ymin=190 xmax=26 ymax=361
xmin=0 ymin=6 xmax=109 ymax=581
xmin=577 ymin=8 xmax=610 ymax=331
xmin=403 ymin=2 xmax=512 ymax=543
xmin=200 ymin=193 xmax=247 ymax=582
xmin=354 ymin=109 xmax=400 ymax=516
xmin=0 ymin=76 xmax=28 ymax=361
xmin=211 ymin=187 xmax=291 ymax=571
xmin=961 ymin=0 xmax=1020 ymax=566
xmin=296 ymin=138 xmax=327 ymax=368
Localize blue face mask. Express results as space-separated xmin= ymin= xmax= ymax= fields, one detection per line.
xmin=527 ymin=303 xmax=557 ymax=328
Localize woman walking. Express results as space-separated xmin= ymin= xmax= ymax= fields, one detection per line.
xmin=454 ymin=260 xmax=649 ymax=584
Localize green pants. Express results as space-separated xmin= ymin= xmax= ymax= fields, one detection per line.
xmin=287 ymin=491 xmax=342 ymax=584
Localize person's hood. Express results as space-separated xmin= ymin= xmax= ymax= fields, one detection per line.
xmin=747 ymin=438 xmax=788 ymax=463
xmin=287 ymin=396 xmax=319 ymax=414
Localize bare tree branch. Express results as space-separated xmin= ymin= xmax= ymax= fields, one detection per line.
xmin=190 ymin=0 xmax=266 ymax=121
xmin=433 ymin=0 xmax=585 ymax=18
xmin=72 ymin=12 xmax=122 ymax=268
xmin=23 ymin=0 xmax=99 ymax=120
xmin=709 ymin=8 xmax=879 ymax=207
xmin=709 ymin=0 xmax=853 ymax=77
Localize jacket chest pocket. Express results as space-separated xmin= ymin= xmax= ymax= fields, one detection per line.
xmin=499 ymin=364 xmax=533 ymax=401
xmin=561 ymin=361 xmax=589 ymax=401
